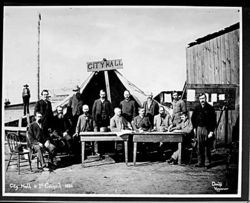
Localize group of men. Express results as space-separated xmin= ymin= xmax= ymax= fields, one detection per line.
xmin=27 ymin=86 xmax=216 ymax=170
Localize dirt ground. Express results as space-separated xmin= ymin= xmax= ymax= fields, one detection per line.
xmin=4 ymin=146 xmax=238 ymax=196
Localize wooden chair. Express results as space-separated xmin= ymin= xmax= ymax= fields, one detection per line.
xmin=6 ymin=132 xmax=32 ymax=175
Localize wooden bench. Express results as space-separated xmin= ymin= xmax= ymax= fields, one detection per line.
xmin=132 ymin=132 xmax=184 ymax=166
xmin=80 ymin=132 xmax=130 ymax=166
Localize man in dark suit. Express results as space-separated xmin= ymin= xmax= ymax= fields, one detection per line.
xmin=34 ymin=90 xmax=53 ymax=137
xmin=22 ymin=84 xmax=30 ymax=116
xmin=92 ymin=89 xmax=113 ymax=131
xmin=28 ymin=112 xmax=55 ymax=170
xmin=191 ymin=93 xmax=216 ymax=168
xmin=68 ymin=85 xmax=83 ymax=130
xmin=119 ymin=90 xmax=137 ymax=123
xmin=132 ymin=108 xmax=152 ymax=132
xmin=52 ymin=106 xmax=73 ymax=154
xmin=143 ymin=92 xmax=159 ymax=126
xmin=92 ymin=90 xmax=113 ymax=156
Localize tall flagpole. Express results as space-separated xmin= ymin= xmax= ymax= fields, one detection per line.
xmin=37 ymin=13 xmax=41 ymax=100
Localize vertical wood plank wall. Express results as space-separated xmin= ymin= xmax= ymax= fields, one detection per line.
xmin=186 ymin=29 xmax=239 ymax=144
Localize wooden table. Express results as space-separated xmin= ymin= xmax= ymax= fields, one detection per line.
xmin=132 ymin=132 xmax=184 ymax=165
xmin=80 ymin=132 xmax=130 ymax=166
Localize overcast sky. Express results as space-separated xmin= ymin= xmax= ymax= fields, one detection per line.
xmin=3 ymin=6 xmax=240 ymax=104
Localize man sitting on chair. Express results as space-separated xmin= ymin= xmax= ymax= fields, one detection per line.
xmin=110 ymin=107 xmax=132 ymax=132
xmin=168 ymin=112 xmax=193 ymax=164
xmin=132 ymin=108 xmax=152 ymax=132
xmin=51 ymin=106 xmax=73 ymax=154
xmin=153 ymin=106 xmax=172 ymax=132
xmin=28 ymin=112 xmax=56 ymax=170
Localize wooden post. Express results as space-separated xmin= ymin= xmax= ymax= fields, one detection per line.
xmin=37 ymin=14 xmax=41 ymax=100
xmin=81 ymin=141 xmax=85 ymax=165
xmin=104 ymin=71 xmax=112 ymax=102
xmin=18 ymin=117 xmax=22 ymax=128
xmin=178 ymin=142 xmax=182 ymax=165
xmin=133 ymin=142 xmax=137 ymax=166
xmin=124 ymin=141 xmax=128 ymax=166
xmin=26 ymin=114 xmax=30 ymax=126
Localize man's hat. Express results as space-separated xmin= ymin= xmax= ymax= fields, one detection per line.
xmin=23 ymin=84 xmax=29 ymax=87
xmin=73 ymin=85 xmax=80 ymax=91
xmin=145 ymin=91 xmax=153 ymax=97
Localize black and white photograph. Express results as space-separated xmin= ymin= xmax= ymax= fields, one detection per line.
xmin=2 ymin=5 xmax=247 ymax=201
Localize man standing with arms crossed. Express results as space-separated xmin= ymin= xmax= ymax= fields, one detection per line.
xmin=191 ymin=93 xmax=216 ymax=168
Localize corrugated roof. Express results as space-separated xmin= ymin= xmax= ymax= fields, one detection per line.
xmin=188 ymin=22 xmax=239 ymax=48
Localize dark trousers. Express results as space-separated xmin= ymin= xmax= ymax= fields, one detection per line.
xmin=72 ymin=115 xmax=80 ymax=130
xmin=93 ymin=119 xmax=110 ymax=155
xmin=23 ymin=96 xmax=30 ymax=115
xmin=197 ymin=126 xmax=212 ymax=165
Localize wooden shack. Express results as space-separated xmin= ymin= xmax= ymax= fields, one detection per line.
xmin=185 ymin=23 xmax=240 ymax=145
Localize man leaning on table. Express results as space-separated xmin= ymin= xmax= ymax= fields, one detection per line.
xmin=110 ymin=107 xmax=132 ymax=132
xmin=131 ymin=108 xmax=152 ymax=132
xmin=131 ymin=108 xmax=152 ymax=157
xmin=153 ymin=106 xmax=172 ymax=132
xmin=168 ymin=111 xmax=194 ymax=164
xmin=152 ymin=105 xmax=172 ymax=160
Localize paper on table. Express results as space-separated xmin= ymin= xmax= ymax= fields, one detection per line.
xmin=187 ymin=89 xmax=196 ymax=102
xmin=219 ymin=94 xmax=225 ymax=100
xmin=164 ymin=93 xmax=172 ymax=103
xmin=211 ymin=93 xmax=217 ymax=102
xmin=116 ymin=130 xmax=133 ymax=137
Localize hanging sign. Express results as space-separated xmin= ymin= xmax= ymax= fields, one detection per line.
xmin=87 ymin=59 xmax=123 ymax=72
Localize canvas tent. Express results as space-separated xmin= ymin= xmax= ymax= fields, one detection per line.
xmin=53 ymin=70 xmax=148 ymax=113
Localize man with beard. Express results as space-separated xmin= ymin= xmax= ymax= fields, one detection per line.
xmin=132 ymin=108 xmax=152 ymax=132
xmin=75 ymin=105 xmax=94 ymax=135
xmin=171 ymin=91 xmax=187 ymax=126
xmin=143 ymin=92 xmax=159 ymax=126
xmin=152 ymin=106 xmax=172 ymax=160
xmin=34 ymin=90 xmax=53 ymax=138
xmin=191 ymin=93 xmax=216 ymax=168
xmin=68 ymin=85 xmax=83 ymax=130
xmin=119 ymin=90 xmax=137 ymax=124
xmin=92 ymin=90 xmax=113 ymax=157
xmin=74 ymin=105 xmax=94 ymax=156
xmin=51 ymin=106 xmax=73 ymax=154
xmin=92 ymin=89 xmax=113 ymax=131
xmin=153 ymin=106 xmax=172 ymax=132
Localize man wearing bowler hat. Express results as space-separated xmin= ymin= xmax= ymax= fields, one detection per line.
xmin=22 ymin=84 xmax=30 ymax=116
